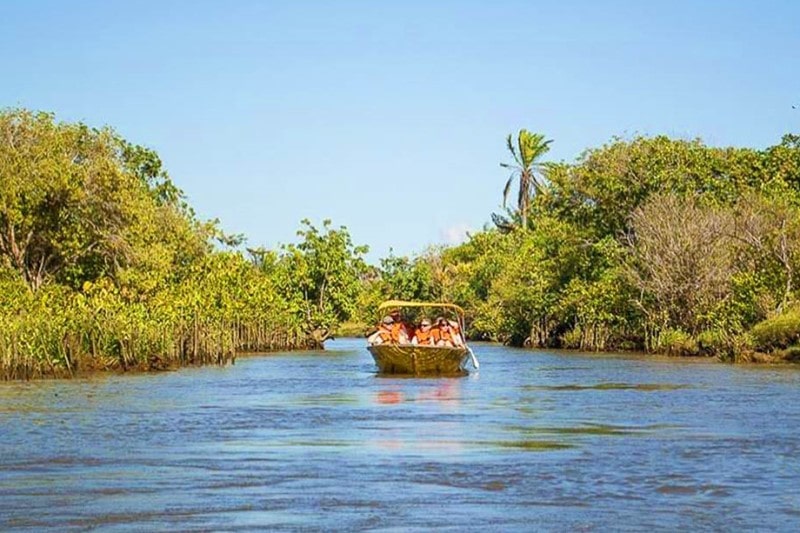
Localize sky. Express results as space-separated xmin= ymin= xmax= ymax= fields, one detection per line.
xmin=1 ymin=0 xmax=798 ymax=262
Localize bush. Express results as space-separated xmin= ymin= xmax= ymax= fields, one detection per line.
xmin=750 ymin=308 xmax=800 ymax=351
xmin=697 ymin=329 xmax=726 ymax=356
xmin=655 ymin=329 xmax=699 ymax=356
xmin=335 ymin=321 xmax=370 ymax=338
xmin=617 ymin=340 xmax=640 ymax=351
xmin=696 ymin=329 xmax=755 ymax=362
xmin=781 ymin=346 xmax=800 ymax=362
xmin=561 ymin=326 xmax=582 ymax=349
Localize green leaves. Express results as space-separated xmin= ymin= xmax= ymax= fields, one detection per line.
xmin=497 ymin=129 xmax=553 ymax=230
xmin=517 ymin=130 xmax=552 ymax=168
xmin=0 ymin=108 xmax=377 ymax=376
xmin=402 ymin=131 xmax=800 ymax=356
xmin=273 ymin=219 xmax=368 ymax=341
xmin=0 ymin=109 xmax=202 ymax=291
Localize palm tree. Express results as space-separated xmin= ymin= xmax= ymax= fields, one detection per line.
xmin=500 ymin=130 xmax=553 ymax=230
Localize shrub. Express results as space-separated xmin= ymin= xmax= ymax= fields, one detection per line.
xmin=781 ymin=346 xmax=800 ymax=362
xmin=697 ymin=329 xmax=726 ymax=356
xmin=561 ymin=326 xmax=582 ymax=349
xmin=655 ymin=329 xmax=699 ymax=356
xmin=335 ymin=321 xmax=370 ymax=338
xmin=617 ymin=340 xmax=640 ymax=351
xmin=750 ymin=308 xmax=800 ymax=351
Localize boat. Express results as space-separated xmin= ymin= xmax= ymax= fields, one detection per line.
xmin=367 ymin=300 xmax=479 ymax=376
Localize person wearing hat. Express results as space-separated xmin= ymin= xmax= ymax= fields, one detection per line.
xmin=368 ymin=316 xmax=396 ymax=345
xmin=389 ymin=309 xmax=414 ymax=343
xmin=411 ymin=318 xmax=435 ymax=346
xmin=368 ymin=315 xmax=410 ymax=345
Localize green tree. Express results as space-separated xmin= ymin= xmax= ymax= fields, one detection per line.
xmin=731 ymin=188 xmax=800 ymax=314
xmin=543 ymin=135 xmax=763 ymax=238
xmin=277 ymin=219 xmax=369 ymax=347
xmin=0 ymin=108 xmax=326 ymax=378
xmin=499 ymin=130 xmax=553 ymax=231
xmin=377 ymin=254 xmax=437 ymax=302
xmin=0 ymin=108 xmax=214 ymax=292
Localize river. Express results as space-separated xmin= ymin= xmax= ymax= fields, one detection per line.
xmin=1 ymin=338 xmax=799 ymax=531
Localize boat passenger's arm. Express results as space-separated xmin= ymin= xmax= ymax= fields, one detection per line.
xmin=398 ymin=330 xmax=410 ymax=345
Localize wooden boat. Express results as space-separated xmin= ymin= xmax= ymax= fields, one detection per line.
xmin=367 ymin=300 xmax=479 ymax=376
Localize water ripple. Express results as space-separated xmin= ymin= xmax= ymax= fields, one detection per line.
xmin=1 ymin=339 xmax=798 ymax=530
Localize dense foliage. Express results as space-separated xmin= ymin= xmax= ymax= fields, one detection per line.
xmin=360 ymin=133 xmax=800 ymax=361
xmin=0 ymin=109 xmax=367 ymax=378
xmin=3 ymin=107 xmax=798 ymax=378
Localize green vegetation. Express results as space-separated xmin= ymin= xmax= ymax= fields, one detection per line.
xmin=358 ymin=131 xmax=800 ymax=363
xmin=2 ymin=107 xmax=799 ymax=379
xmin=497 ymin=129 xmax=553 ymax=231
xmin=0 ymin=109 xmax=367 ymax=379
xmin=751 ymin=307 xmax=800 ymax=351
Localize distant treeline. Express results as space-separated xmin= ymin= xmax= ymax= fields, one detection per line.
xmin=3 ymin=109 xmax=799 ymax=379
xmin=356 ymin=130 xmax=800 ymax=362
xmin=0 ymin=109 xmax=367 ymax=379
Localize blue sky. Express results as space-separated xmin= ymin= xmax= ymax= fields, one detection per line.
xmin=2 ymin=1 xmax=798 ymax=261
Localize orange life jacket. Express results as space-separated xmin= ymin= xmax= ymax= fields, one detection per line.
xmin=431 ymin=327 xmax=453 ymax=344
xmin=414 ymin=328 xmax=433 ymax=345
xmin=377 ymin=325 xmax=394 ymax=343
xmin=391 ymin=323 xmax=404 ymax=343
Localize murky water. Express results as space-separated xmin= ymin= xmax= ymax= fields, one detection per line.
xmin=2 ymin=339 xmax=799 ymax=531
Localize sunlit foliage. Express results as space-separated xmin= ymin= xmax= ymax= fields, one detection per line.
xmin=0 ymin=109 xmax=366 ymax=378
xmin=389 ymin=131 xmax=800 ymax=361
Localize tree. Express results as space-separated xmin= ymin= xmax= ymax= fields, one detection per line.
xmin=1 ymin=107 xmax=374 ymax=378
xmin=625 ymin=194 xmax=737 ymax=338
xmin=278 ymin=219 xmax=369 ymax=348
xmin=484 ymin=218 xmax=584 ymax=346
xmin=731 ymin=189 xmax=800 ymax=314
xmin=499 ymin=130 xmax=552 ymax=230
xmin=377 ymin=254 xmax=437 ymax=302
xmin=0 ymin=108 xmax=218 ymax=292
xmin=0 ymin=110 xmax=136 ymax=290
xmin=543 ymin=135 xmax=763 ymax=238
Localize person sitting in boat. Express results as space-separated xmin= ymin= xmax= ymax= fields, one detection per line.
xmin=411 ymin=318 xmax=435 ymax=346
xmin=389 ymin=309 xmax=415 ymax=342
xmin=368 ymin=315 xmax=409 ymax=345
xmin=447 ymin=319 xmax=465 ymax=347
xmin=431 ymin=317 xmax=456 ymax=347
xmin=368 ymin=316 xmax=395 ymax=345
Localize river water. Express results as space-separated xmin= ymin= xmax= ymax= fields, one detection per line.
xmin=1 ymin=338 xmax=799 ymax=531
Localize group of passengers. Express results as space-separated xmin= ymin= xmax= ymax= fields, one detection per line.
xmin=368 ymin=309 xmax=464 ymax=348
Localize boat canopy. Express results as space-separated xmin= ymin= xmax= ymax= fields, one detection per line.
xmin=376 ymin=300 xmax=465 ymax=317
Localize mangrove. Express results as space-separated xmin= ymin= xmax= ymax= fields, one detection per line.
xmin=2 ymin=108 xmax=800 ymax=379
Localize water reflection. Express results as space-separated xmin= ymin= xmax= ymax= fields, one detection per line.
xmin=375 ymin=379 xmax=462 ymax=406
xmin=370 ymin=380 xmax=466 ymax=454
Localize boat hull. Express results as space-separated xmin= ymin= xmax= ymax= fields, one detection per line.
xmin=368 ymin=344 xmax=469 ymax=376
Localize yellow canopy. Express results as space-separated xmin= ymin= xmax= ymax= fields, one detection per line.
xmin=377 ymin=300 xmax=465 ymax=317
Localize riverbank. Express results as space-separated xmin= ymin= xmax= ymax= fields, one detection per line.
xmin=554 ymin=346 xmax=800 ymax=365
xmin=4 ymin=110 xmax=800 ymax=380
xmin=6 ymin=329 xmax=798 ymax=382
